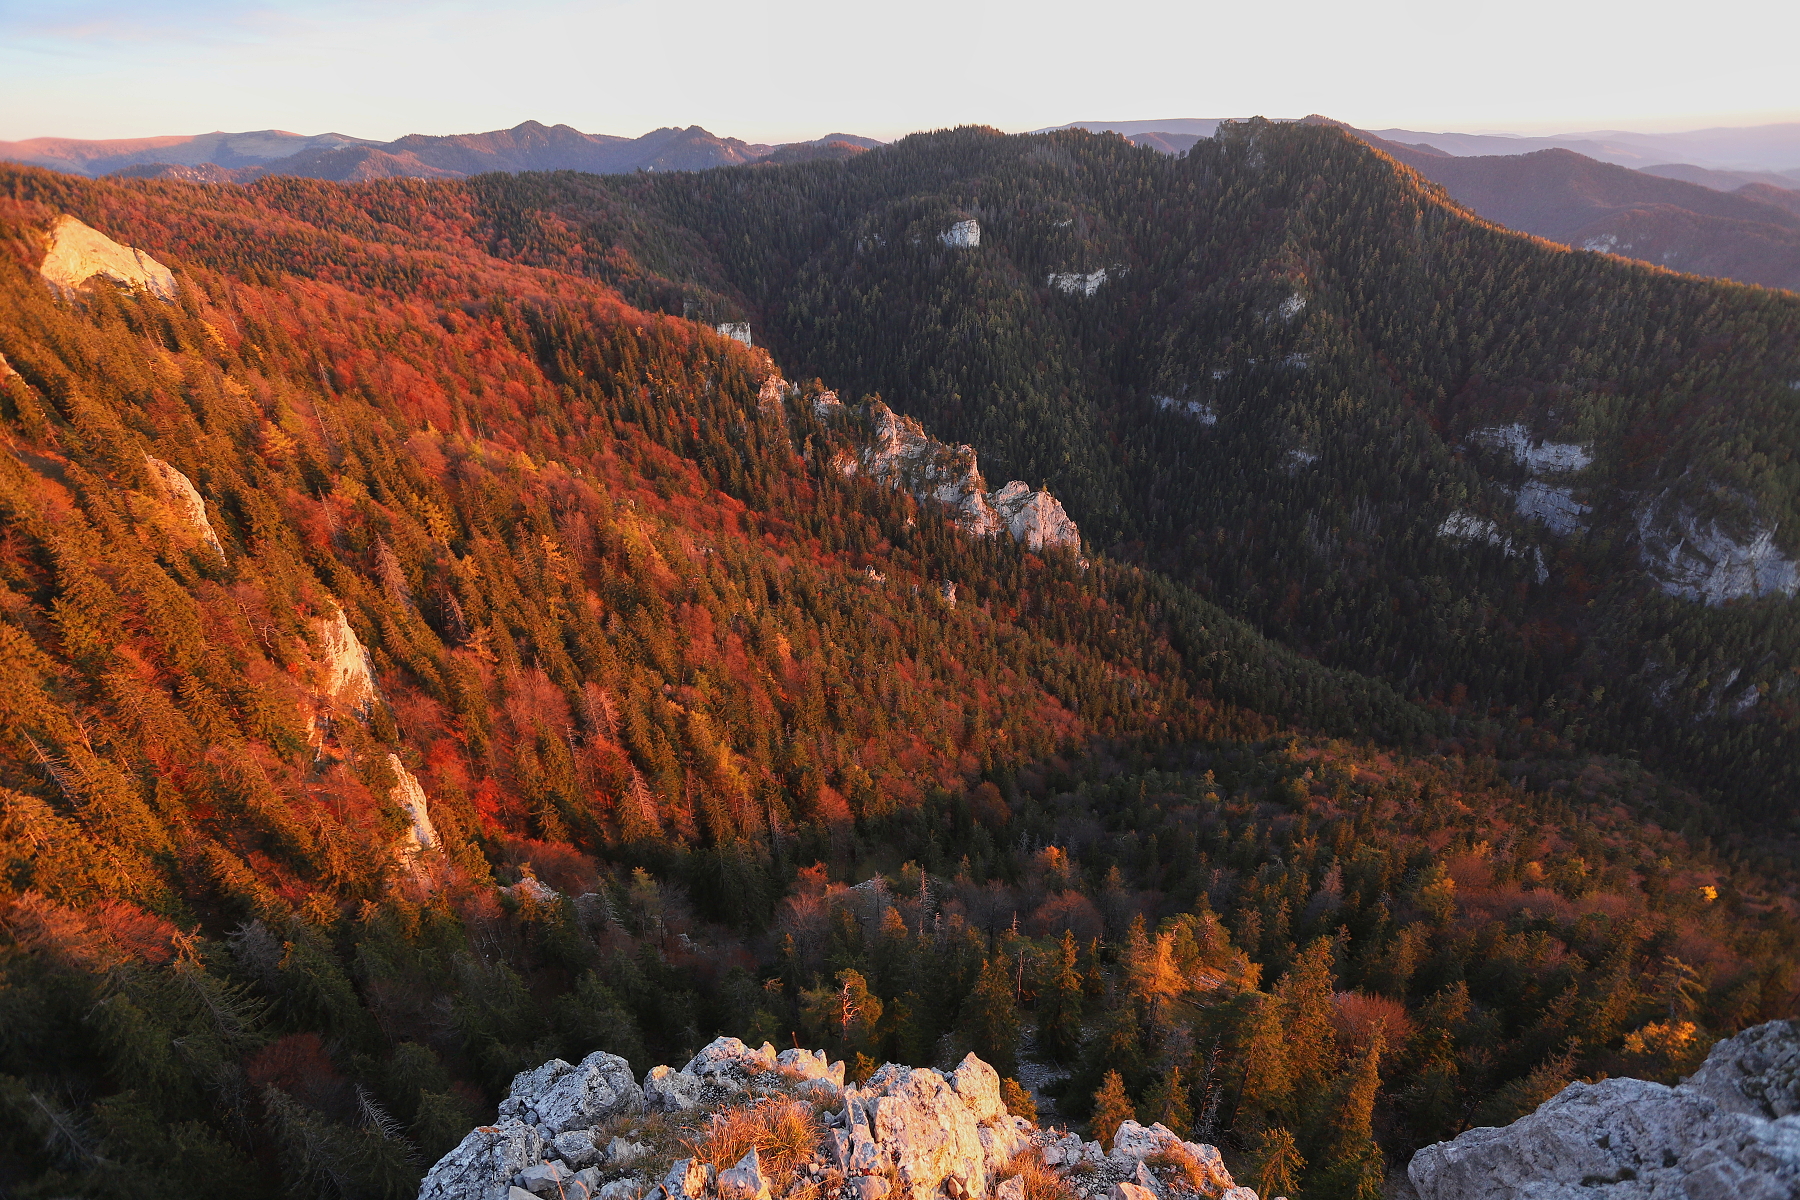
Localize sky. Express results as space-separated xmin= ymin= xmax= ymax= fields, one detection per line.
xmin=2 ymin=0 xmax=1797 ymax=145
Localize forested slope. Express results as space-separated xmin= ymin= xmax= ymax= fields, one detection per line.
xmin=0 ymin=160 xmax=1793 ymax=1198
xmin=464 ymin=121 xmax=1800 ymax=825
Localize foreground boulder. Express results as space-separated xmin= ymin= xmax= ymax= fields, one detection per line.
xmin=1408 ymin=1020 xmax=1800 ymax=1199
xmin=420 ymin=1044 xmax=1252 ymax=1200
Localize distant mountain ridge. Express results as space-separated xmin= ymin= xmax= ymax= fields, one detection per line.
xmin=0 ymin=121 xmax=884 ymax=182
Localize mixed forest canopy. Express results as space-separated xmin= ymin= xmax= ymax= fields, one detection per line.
xmin=0 ymin=123 xmax=1793 ymax=1199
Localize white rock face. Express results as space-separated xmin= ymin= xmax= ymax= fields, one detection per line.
xmin=1637 ymin=503 xmax=1799 ymax=604
xmin=856 ymin=1062 xmax=992 ymax=1200
xmin=1409 ymin=1021 xmax=1800 ymax=1200
xmin=683 ymin=1036 xmax=780 ymax=1085
xmin=1275 ymin=293 xmax=1305 ymax=323
xmin=143 ymin=455 xmax=225 ymax=558
xmin=1515 ymin=481 xmax=1590 ymax=537
xmin=1474 ymin=424 xmax=1593 ymax=474
xmin=387 ymin=754 xmax=437 ymax=855
xmin=39 ymin=215 xmax=177 ymax=301
xmin=854 ymin=401 xmax=1079 ymax=552
xmin=940 ymin=220 xmax=981 ymax=249
xmin=1048 ymin=269 xmax=1107 ymax=296
xmin=1107 ymin=1121 xmax=1234 ymax=1193
xmin=314 ymin=606 xmax=378 ymax=713
xmin=419 ymin=1119 xmax=547 ymax=1200
xmin=716 ymin=323 xmax=752 ymax=346
xmin=1154 ymin=396 xmax=1217 ymax=425
xmin=497 ymin=1052 xmax=643 ymax=1136
xmin=988 ymin=481 xmax=1080 ymax=552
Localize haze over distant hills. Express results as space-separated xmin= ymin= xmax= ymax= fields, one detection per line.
xmin=0 ymin=120 xmax=883 ymax=182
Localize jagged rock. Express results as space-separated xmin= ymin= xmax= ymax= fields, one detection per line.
xmin=993 ymin=1179 xmax=1024 ymax=1200
xmin=949 ymin=1054 xmax=1006 ymax=1124
xmin=388 ymin=754 xmax=438 ymax=857
xmin=499 ymin=1051 xmax=643 ymax=1136
xmin=778 ymin=1047 xmax=841 ymax=1084
xmin=988 ymin=481 xmax=1079 ymax=553
xmin=1106 ymin=1183 xmax=1155 ymax=1200
xmin=143 ymin=456 xmax=225 ymax=558
xmin=849 ymin=401 xmax=1079 ymax=552
xmin=508 ymin=1189 xmax=535 ymax=1200
xmin=39 ymin=214 xmax=177 ymax=301
xmin=1105 ymin=1122 xmax=1234 ymax=1194
xmin=418 ymin=1119 xmax=547 ymax=1200
xmin=661 ymin=1157 xmax=714 ymax=1200
xmin=552 ymin=1128 xmax=600 ymax=1168
xmin=1685 ymin=1019 xmax=1800 ymax=1117
xmin=314 ymin=605 xmax=378 ymax=714
xmin=605 ymin=1137 xmax=651 ymax=1166
xmin=1047 ymin=269 xmax=1107 ymax=296
xmin=520 ymin=1160 xmax=575 ymax=1195
xmin=645 ymin=1064 xmax=705 ymax=1111
xmin=1131 ymin=1164 xmax=1160 ymax=1197
xmin=597 ymin=1179 xmax=641 ymax=1200
xmin=717 ymin=322 xmax=752 ymax=346
xmin=1408 ymin=1021 xmax=1800 ymax=1199
xmin=1636 ymin=500 xmax=1799 ymax=604
xmin=718 ymin=1147 xmax=772 ymax=1200
xmin=1219 ymin=1190 xmax=1259 ymax=1200
xmin=857 ymin=1062 xmax=990 ymax=1200
xmin=501 ymin=875 xmax=559 ymax=907
xmin=684 ymin=1036 xmax=780 ymax=1090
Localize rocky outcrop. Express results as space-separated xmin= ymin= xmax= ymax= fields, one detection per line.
xmin=498 ymin=1051 xmax=644 ymax=1136
xmin=1047 ymin=269 xmax=1107 ymax=296
xmin=717 ymin=323 xmax=753 ymax=346
xmin=1408 ymin=1020 xmax=1800 ymax=1200
xmin=939 ymin=221 xmax=981 ymax=249
xmin=419 ymin=1045 xmax=1253 ymax=1200
xmin=141 ymin=455 xmax=226 ymax=558
xmin=989 ymin=482 xmax=1080 ymax=553
xmin=39 ymin=214 xmax=177 ymax=301
xmin=388 ymin=754 xmax=438 ymax=856
xmin=847 ymin=401 xmax=1080 ymax=553
xmin=314 ymin=606 xmax=379 ymax=714
xmin=1636 ymin=501 xmax=1798 ymax=604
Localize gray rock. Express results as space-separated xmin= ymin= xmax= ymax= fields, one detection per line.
xmin=553 ymin=1129 xmax=601 ymax=1168
xmin=419 ymin=1119 xmax=547 ymax=1200
xmin=644 ymin=1064 xmax=705 ymax=1112
xmin=520 ymin=1160 xmax=575 ymax=1195
xmin=1408 ymin=1022 xmax=1800 ymax=1199
xmin=1107 ymin=1184 xmax=1156 ymax=1200
xmin=1219 ymin=1190 xmax=1260 ymax=1200
xmin=605 ymin=1136 xmax=651 ymax=1166
xmin=1686 ymin=1019 xmax=1800 ymax=1119
xmin=849 ymin=1177 xmax=892 ymax=1200
xmin=661 ymin=1157 xmax=713 ymax=1200
xmin=506 ymin=1051 xmax=644 ymax=1136
xmin=993 ymin=1178 xmax=1024 ymax=1200
xmin=565 ymin=1168 xmax=603 ymax=1200
xmin=717 ymin=1147 xmax=772 ymax=1200
xmin=508 ymin=1189 xmax=537 ymax=1200
xmin=598 ymin=1178 xmax=643 ymax=1200
xmin=1131 ymin=1163 xmax=1161 ymax=1197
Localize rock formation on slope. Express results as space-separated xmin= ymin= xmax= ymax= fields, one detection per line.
xmin=141 ymin=455 xmax=226 ymax=559
xmin=1408 ymin=1020 xmax=1800 ymax=1199
xmin=419 ymin=1040 xmax=1258 ymax=1200
xmin=838 ymin=401 xmax=1080 ymax=553
xmin=38 ymin=214 xmax=177 ymax=300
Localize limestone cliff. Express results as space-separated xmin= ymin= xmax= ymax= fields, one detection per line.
xmin=141 ymin=455 xmax=225 ymax=559
xmin=1408 ymin=1020 xmax=1800 ymax=1199
xmin=419 ymin=1040 xmax=1258 ymax=1200
xmin=39 ymin=214 xmax=177 ymax=300
xmin=840 ymin=401 xmax=1080 ymax=554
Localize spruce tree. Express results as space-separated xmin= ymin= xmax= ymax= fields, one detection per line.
xmin=1038 ymin=930 xmax=1085 ymax=1062
xmin=1090 ymin=1070 xmax=1135 ymax=1150
xmin=961 ymin=956 xmax=1021 ymax=1077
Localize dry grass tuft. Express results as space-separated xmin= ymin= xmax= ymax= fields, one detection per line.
xmin=685 ymin=1096 xmax=823 ymax=1194
xmin=1001 ymin=1147 xmax=1079 ymax=1200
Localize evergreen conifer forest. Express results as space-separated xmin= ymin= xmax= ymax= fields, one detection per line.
xmin=0 ymin=123 xmax=1794 ymax=1197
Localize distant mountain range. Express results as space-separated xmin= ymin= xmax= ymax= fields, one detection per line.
xmin=1046 ymin=118 xmax=1800 ymax=291
xmin=1042 ymin=117 xmax=1800 ymax=175
xmin=0 ymin=121 xmax=882 ymax=182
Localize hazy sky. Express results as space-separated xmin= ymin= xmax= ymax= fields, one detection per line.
xmin=2 ymin=0 xmax=1796 ymax=144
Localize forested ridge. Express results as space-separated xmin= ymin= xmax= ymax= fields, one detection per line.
xmin=469 ymin=121 xmax=1800 ymax=825
xmin=0 ymin=139 xmax=1793 ymax=1199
